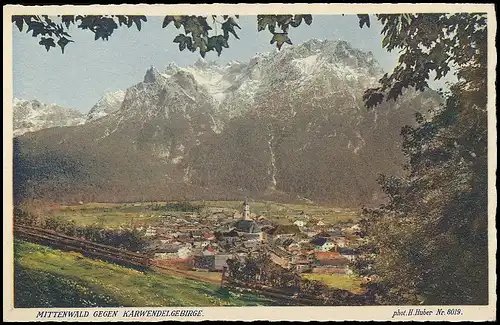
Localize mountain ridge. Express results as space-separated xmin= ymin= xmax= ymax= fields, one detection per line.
xmin=13 ymin=39 xmax=442 ymax=206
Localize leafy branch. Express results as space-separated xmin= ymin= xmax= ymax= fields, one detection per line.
xmin=163 ymin=15 xmax=241 ymax=58
xmin=257 ymin=14 xmax=313 ymax=50
xmin=12 ymin=15 xmax=148 ymax=53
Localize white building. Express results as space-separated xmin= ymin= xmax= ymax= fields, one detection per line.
xmin=177 ymin=245 xmax=193 ymax=259
xmin=294 ymin=220 xmax=306 ymax=227
xmin=145 ymin=226 xmax=157 ymax=237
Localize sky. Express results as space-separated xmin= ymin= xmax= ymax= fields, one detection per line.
xmin=12 ymin=15 xmax=452 ymax=113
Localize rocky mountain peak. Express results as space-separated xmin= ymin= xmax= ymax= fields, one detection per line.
xmin=87 ymin=90 xmax=126 ymax=122
xmin=144 ymin=65 xmax=162 ymax=83
xmin=193 ymin=58 xmax=209 ymax=69
xmin=12 ymin=98 xmax=86 ymax=136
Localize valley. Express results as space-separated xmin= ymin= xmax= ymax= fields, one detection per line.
xmin=14 ymin=199 xmax=365 ymax=306
xmin=47 ymin=200 xmax=359 ymax=228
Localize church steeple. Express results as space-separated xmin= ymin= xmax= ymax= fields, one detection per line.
xmin=242 ymin=199 xmax=250 ymax=220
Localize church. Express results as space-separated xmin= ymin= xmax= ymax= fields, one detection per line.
xmin=224 ymin=200 xmax=266 ymax=242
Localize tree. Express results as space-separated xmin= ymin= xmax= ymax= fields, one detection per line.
xmin=353 ymin=13 xmax=488 ymax=305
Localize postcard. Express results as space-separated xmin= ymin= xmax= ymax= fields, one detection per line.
xmin=3 ymin=3 xmax=497 ymax=322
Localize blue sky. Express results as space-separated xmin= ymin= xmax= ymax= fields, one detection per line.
xmin=12 ymin=15 xmax=449 ymax=112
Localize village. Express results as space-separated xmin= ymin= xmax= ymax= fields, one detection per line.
xmin=135 ymin=200 xmax=362 ymax=279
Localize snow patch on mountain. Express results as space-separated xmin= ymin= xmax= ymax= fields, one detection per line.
xmin=87 ymin=90 xmax=125 ymax=122
xmin=13 ymin=98 xmax=86 ymax=136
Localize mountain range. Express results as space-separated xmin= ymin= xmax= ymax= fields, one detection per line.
xmin=13 ymin=39 xmax=441 ymax=206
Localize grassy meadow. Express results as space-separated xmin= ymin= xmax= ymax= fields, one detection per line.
xmin=47 ymin=200 xmax=359 ymax=228
xmin=13 ymin=240 xmax=280 ymax=307
xmin=302 ymin=273 xmax=364 ymax=294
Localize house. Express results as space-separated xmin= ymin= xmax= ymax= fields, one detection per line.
xmin=327 ymin=229 xmax=343 ymax=237
xmin=332 ymin=236 xmax=348 ymax=248
xmin=313 ymin=231 xmax=331 ymax=238
xmin=314 ymin=251 xmax=341 ymax=260
xmin=304 ymin=230 xmax=319 ymax=237
xmin=153 ymin=246 xmax=179 ymax=260
xmin=274 ymin=237 xmax=295 ymax=248
xmin=293 ymin=220 xmax=306 ymax=227
xmin=267 ymin=224 xmax=301 ymax=239
xmin=214 ymin=254 xmax=233 ymax=271
xmin=287 ymin=243 xmax=301 ymax=252
xmin=240 ymin=232 xmax=263 ymax=242
xmin=351 ymin=224 xmax=361 ymax=232
xmin=269 ymin=246 xmax=292 ymax=269
xmin=202 ymin=247 xmax=216 ymax=256
xmin=313 ymin=252 xmax=350 ymax=274
xmin=220 ymin=229 xmax=240 ymax=245
xmin=242 ymin=240 xmax=258 ymax=249
xmin=310 ymin=237 xmax=336 ymax=252
xmin=145 ymin=226 xmax=157 ymax=237
xmin=290 ymin=253 xmax=314 ymax=273
xmin=202 ymin=233 xmax=216 ymax=241
xmin=191 ymin=230 xmax=203 ymax=239
xmin=177 ymin=245 xmax=193 ymax=259
xmin=256 ymin=218 xmax=274 ymax=231
xmin=313 ymin=259 xmax=350 ymax=274
xmin=339 ymin=248 xmax=358 ymax=262
xmin=193 ymin=254 xmax=233 ymax=271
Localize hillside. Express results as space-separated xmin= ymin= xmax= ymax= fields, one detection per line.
xmin=13 ymin=39 xmax=442 ymax=206
xmin=13 ymin=240 xmax=278 ymax=307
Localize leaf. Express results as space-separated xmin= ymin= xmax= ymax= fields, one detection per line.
xmin=126 ymin=16 xmax=134 ymax=28
xmin=382 ymin=35 xmax=391 ymax=48
xmin=130 ymin=16 xmax=147 ymax=31
xmin=257 ymin=15 xmax=276 ymax=32
xmin=207 ymin=36 xmax=223 ymax=56
xmin=303 ymin=15 xmax=313 ymax=25
xmin=276 ymin=14 xmax=293 ymax=25
xmin=12 ymin=16 xmax=25 ymax=32
xmin=357 ymin=14 xmax=371 ymax=28
xmin=184 ymin=17 xmax=205 ymax=37
xmin=173 ymin=16 xmax=184 ymax=28
xmin=290 ymin=15 xmax=302 ymax=28
xmin=57 ymin=36 xmax=74 ymax=54
xmin=39 ymin=37 xmax=56 ymax=52
xmin=116 ymin=15 xmax=128 ymax=27
xmin=270 ymin=33 xmax=292 ymax=50
xmin=28 ymin=21 xmax=45 ymax=37
xmin=221 ymin=17 xmax=241 ymax=40
xmin=162 ymin=16 xmax=175 ymax=28
xmin=197 ymin=16 xmax=212 ymax=32
xmin=173 ymin=34 xmax=192 ymax=51
xmin=193 ymin=35 xmax=208 ymax=54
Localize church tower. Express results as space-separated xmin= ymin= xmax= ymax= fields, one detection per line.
xmin=242 ymin=199 xmax=250 ymax=220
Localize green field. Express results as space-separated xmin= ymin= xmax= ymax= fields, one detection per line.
xmin=49 ymin=200 xmax=359 ymax=228
xmin=302 ymin=273 xmax=364 ymax=294
xmin=13 ymin=240 xmax=280 ymax=307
